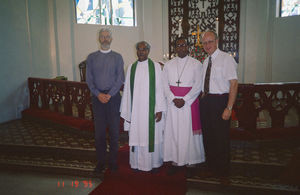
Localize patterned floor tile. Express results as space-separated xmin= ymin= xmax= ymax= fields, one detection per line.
xmin=0 ymin=119 xmax=299 ymax=193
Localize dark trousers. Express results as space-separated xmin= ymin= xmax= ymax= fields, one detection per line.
xmin=200 ymin=94 xmax=230 ymax=176
xmin=92 ymin=93 xmax=121 ymax=167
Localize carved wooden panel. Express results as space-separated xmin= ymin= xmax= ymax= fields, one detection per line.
xmin=28 ymin=78 xmax=92 ymax=120
xmin=28 ymin=78 xmax=43 ymax=109
xmin=169 ymin=0 xmax=240 ymax=62
xmin=44 ymin=81 xmax=67 ymax=113
xmin=168 ymin=0 xmax=184 ymax=56
xmin=234 ymin=83 xmax=300 ymax=130
xmin=220 ymin=0 xmax=240 ymax=60
xmin=68 ymin=82 xmax=92 ymax=119
xmin=188 ymin=0 xmax=218 ymax=41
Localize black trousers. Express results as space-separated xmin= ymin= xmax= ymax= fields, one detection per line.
xmin=200 ymin=94 xmax=230 ymax=176
xmin=92 ymin=93 xmax=121 ymax=167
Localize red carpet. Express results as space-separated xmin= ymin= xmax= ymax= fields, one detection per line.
xmin=89 ymin=145 xmax=186 ymax=195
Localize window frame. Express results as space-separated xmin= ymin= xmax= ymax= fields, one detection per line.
xmin=279 ymin=0 xmax=300 ymax=17
xmin=74 ymin=0 xmax=136 ymax=26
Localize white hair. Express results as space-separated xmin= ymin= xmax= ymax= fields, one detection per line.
xmin=99 ymin=28 xmax=112 ymax=38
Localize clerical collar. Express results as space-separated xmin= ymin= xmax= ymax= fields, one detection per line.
xmin=100 ymin=48 xmax=112 ymax=53
xmin=177 ymin=55 xmax=188 ymax=62
xmin=210 ymin=48 xmax=220 ymax=59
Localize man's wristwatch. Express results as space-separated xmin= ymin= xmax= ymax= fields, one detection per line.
xmin=227 ymin=106 xmax=233 ymax=111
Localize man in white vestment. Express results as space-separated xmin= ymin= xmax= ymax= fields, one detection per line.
xmin=120 ymin=41 xmax=166 ymax=172
xmin=163 ymin=36 xmax=205 ymax=175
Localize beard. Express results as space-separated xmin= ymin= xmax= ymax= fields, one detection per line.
xmin=101 ymin=41 xmax=111 ymax=50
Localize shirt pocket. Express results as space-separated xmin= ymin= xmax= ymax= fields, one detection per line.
xmin=211 ymin=65 xmax=223 ymax=81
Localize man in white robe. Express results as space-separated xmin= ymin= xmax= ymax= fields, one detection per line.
xmin=120 ymin=41 xmax=166 ymax=172
xmin=163 ymin=37 xmax=205 ymax=175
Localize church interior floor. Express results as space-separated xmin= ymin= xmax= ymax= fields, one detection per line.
xmin=0 ymin=119 xmax=299 ymax=194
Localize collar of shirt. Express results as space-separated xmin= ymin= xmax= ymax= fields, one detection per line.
xmin=99 ymin=49 xmax=112 ymax=53
xmin=210 ymin=48 xmax=220 ymax=60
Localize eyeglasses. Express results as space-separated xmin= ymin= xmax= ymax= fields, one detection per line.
xmin=176 ymin=43 xmax=187 ymax=48
xmin=202 ymin=40 xmax=216 ymax=45
xmin=137 ymin=48 xmax=149 ymax=52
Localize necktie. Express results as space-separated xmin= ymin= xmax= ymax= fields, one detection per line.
xmin=204 ymin=56 xmax=212 ymax=95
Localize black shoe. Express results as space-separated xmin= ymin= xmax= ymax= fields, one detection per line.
xmin=197 ymin=162 xmax=208 ymax=170
xmin=186 ymin=167 xmax=195 ymax=178
xmin=109 ymin=164 xmax=119 ymax=172
xmin=167 ymin=166 xmax=179 ymax=176
xmin=132 ymin=168 xmax=140 ymax=173
xmin=150 ymin=168 xmax=160 ymax=174
xmin=94 ymin=163 xmax=105 ymax=174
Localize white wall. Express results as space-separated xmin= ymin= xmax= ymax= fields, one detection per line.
xmin=272 ymin=14 xmax=300 ymax=82
xmin=0 ymin=0 xmax=52 ymax=123
xmin=54 ymin=0 xmax=76 ymax=80
xmin=239 ymin=0 xmax=300 ymax=83
xmin=52 ymin=0 xmax=168 ymax=81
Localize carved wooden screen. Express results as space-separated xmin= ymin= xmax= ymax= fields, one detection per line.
xmin=168 ymin=0 xmax=240 ymax=62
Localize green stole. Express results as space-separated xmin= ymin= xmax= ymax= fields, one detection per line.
xmin=130 ymin=58 xmax=155 ymax=152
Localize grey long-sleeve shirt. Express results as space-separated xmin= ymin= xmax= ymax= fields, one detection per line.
xmin=86 ymin=50 xmax=124 ymax=97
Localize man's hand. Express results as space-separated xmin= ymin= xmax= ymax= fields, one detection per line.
xmin=173 ymin=98 xmax=185 ymax=108
xmin=222 ymin=108 xmax=231 ymax=120
xmin=222 ymin=79 xmax=238 ymax=120
xmin=97 ymin=93 xmax=111 ymax=103
xmin=155 ymin=112 xmax=162 ymax=122
xmin=105 ymin=94 xmax=111 ymax=101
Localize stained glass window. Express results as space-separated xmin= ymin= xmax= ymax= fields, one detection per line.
xmin=75 ymin=0 xmax=135 ymax=26
xmin=280 ymin=0 xmax=300 ymax=17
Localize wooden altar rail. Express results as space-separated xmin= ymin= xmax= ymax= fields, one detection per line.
xmin=26 ymin=77 xmax=300 ymax=131
xmin=234 ymin=83 xmax=299 ymax=130
xmin=28 ymin=77 xmax=93 ymax=120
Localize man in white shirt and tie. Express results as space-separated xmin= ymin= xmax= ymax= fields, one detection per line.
xmin=200 ymin=31 xmax=238 ymax=181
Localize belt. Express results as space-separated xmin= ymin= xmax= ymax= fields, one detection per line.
xmin=207 ymin=93 xmax=228 ymax=96
xmin=201 ymin=92 xmax=228 ymax=98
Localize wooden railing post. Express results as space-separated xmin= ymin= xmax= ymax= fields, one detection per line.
xmin=64 ymin=82 xmax=72 ymax=116
xmin=235 ymin=84 xmax=257 ymax=131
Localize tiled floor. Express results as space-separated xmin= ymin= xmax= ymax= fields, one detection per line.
xmin=0 ymin=119 xmax=299 ymax=194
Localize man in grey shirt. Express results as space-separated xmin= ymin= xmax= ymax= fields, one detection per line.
xmin=86 ymin=28 xmax=124 ymax=174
